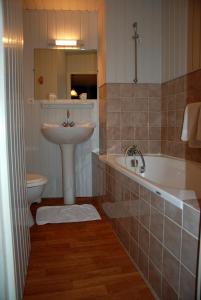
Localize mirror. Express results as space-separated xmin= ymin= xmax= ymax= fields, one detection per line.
xmin=34 ymin=49 xmax=97 ymax=100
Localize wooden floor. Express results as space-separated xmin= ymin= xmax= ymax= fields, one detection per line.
xmin=23 ymin=198 xmax=154 ymax=300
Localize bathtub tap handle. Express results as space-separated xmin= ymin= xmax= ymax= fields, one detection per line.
xmin=136 ymin=149 xmax=145 ymax=173
xmin=124 ymin=144 xmax=145 ymax=173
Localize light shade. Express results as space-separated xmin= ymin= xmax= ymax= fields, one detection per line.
xmin=55 ymin=39 xmax=77 ymax=47
xmin=70 ymin=89 xmax=78 ymax=97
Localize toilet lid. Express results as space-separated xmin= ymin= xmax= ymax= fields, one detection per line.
xmin=26 ymin=173 xmax=48 ymax=187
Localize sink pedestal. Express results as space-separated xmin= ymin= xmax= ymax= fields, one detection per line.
xmin=41 ymin=122 xmax=95 ymax=205
xmin=60 ymin=144 xmax=75 ymax=205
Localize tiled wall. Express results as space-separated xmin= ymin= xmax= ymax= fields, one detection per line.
xmin=93 ymin=154 xmax=200 ymax=300
xmin=161 ymin=69 xmax=201 ymax=162
xmin=99 ymin=70 xmax=201 ymax=163
xmin=99 ymin=83 xmax=161 ymax=155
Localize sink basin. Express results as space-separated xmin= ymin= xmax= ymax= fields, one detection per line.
xmin=41 ymin=122 xmax=95 ymax=145
xmin=41 ymin=122 xmax=95 ymax=205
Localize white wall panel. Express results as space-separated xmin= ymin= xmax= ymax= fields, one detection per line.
xmin=24 ymin=102 xmax=99 ymax=197
xmin=105 ymin=0 xmax=161 ymax=84
xmin=162 ymin=0 xmax=188 ymax=82
xmin=0 ymin=0 xmax=30 ymax=299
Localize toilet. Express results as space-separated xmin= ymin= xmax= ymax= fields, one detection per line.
xmin=26 ymin=173 xmax=48 ymax=227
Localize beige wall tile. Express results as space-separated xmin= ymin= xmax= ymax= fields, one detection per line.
xmin=165 ymin=201 xmax=182 ymax=225
xmin=139 ymin=224 xmax=149 ymax=255
xmin=149 ymin=112 xmax=161 ymax=126
xmin=139 ymin=249 xmax=148 ymax=279
xmin=162 ymin=278 xmax=178 ymax=300
xmin=149 ymin=127 xmax=161 ymax=140
xmin=149 ymin=141 xmax=161 ymax=153
xmin=167 ymin=95 xmax=176 ymax=110
xmin=107 ymin=112 xmax=121 ymax=128
xmin=139 ymin=199 xmax=151 ymax=229
xmin=149 ymin=234 xmax=163 ymax=271
xmin=120 ymin=83 xmax=133 ymax=97
xmin=107 ymin=99 xmax=121 ymax=112
xmin=130 ymin=217 xmax=139 ymax=242
xmin=163 ymin=248 xmax=180 ymax=293
xmin=134 ymin=98 xmax=148 ymax=111
xmin=183 ymin=204 xmax=200 ymax=238
xmin=140 ymin=186 xmax=151 ymax=202
xmin=181 ymin=230 xmax=198 ymax=275
xmin=150 ymin=207 xmax=164 ymax=242
xmin=120 ymin=98 xmax=135 ymax=111
xmin=175 ymin=92 xmax=187 ymax=110
xmin=164 ymin=217 xmax=181 ymax=259
xmin=135 ymin=127 xmax=149 ymax=140
xmin=151 ymin=193 xmax=164 ymax=213
xmin=107 ymin=127 xmax=121 ymax=140
xmin=107 ymin=140 xmax=121 ymax=154
xmin=106 ymin=83 xmax=120 ymax=98
xmin=179 ymin=265 xmax=196 ymax=300
xmin=120 ymin=126 xmax=134 ymax=140
xmin=121 ymin=112 xmax=133 ymax=127
xmin=149 ymin=261 xmax=162 ymax=298
xmin=130 ymin=235 xmax=139 ymax=265
xmin=148 ymin=84 xmax=161 ymax=97
xmin=132 ymin=111 xmax=148 ymax=126
xmin=134 ymin=85 xmax=149 ymax=97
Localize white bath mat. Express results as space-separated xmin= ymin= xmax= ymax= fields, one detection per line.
xmin=36 ymin=204 xmax=101 ymax=225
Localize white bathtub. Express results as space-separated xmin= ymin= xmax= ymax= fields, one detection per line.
xmin=99 ymin=154 xmax=201 ymax=208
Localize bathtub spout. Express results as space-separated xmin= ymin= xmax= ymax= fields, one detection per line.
xmin=124 ymin=144 xmax=146 ymax=173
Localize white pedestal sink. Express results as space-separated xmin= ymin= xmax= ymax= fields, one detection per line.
xmin=41 ymin=122 xmax=95 ymax=204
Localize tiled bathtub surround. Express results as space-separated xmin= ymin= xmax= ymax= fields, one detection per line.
xmin=93 ymin=153 xmax=200 ymax=300
xmin=99 ymin=70 xmax=201 ymax=163
xmin=161 ymin=68 xmax=201 ymax=162
xmin=99 ymin=83 xmax=161 ymax=154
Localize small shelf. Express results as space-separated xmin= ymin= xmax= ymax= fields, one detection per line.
xmin=40 ymin=100 xmax=95 ymax=109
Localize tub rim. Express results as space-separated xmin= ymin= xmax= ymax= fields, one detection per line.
xmin=98 ymin=153 xmax=201 ymax=209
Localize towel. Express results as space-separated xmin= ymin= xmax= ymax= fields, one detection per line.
xmin=181 ymin=102 xmax=201 ymax=148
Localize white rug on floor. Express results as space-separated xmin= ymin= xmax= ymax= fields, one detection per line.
xmin=36 ymin=204 xmax=101 ymax=225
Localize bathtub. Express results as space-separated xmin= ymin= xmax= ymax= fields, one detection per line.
xmin=99 ymin=154 xmax=201 ymax=208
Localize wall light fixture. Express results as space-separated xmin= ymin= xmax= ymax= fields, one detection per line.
xmin=55 ymin=39 xmax=77 ymax=47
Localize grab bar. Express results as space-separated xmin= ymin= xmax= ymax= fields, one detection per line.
xmin=132 ymin=22 xmax=139 ymax=84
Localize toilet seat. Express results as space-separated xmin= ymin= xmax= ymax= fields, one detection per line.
xmin=26 ymin=173 xmax=48 ymax=188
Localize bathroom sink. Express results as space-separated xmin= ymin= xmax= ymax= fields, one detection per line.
xmin=41 ymin=122 xmax=95 ymax=205
xmin=41 ymin=122 xmax=95 ymax=145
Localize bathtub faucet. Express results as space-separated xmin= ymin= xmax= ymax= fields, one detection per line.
xmin=125 ymin=144 xmax=146 ymax=173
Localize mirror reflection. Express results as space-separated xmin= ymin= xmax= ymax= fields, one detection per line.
xmin=34 ymin=49 xmax=97 ymax=100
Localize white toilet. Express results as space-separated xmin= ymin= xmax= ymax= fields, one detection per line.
xmin=26 ymin=173 xmax=48 ymax=227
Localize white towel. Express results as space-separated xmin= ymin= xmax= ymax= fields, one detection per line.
xmin=181 ymin=102 xmax=201 ymax=148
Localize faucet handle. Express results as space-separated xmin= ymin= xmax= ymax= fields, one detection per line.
xmin=67 ymin=110 xmax=70 ymax=119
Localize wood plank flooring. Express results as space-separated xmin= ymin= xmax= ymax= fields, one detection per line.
xmin=23 ymin=198 xmax=154 ymax=300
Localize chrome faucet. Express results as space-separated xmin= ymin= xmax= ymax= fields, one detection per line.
xmin=125 ymin=144 xmax=146 ymax=173
xmin=62 ymin=110 xmax=75 ymax=127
